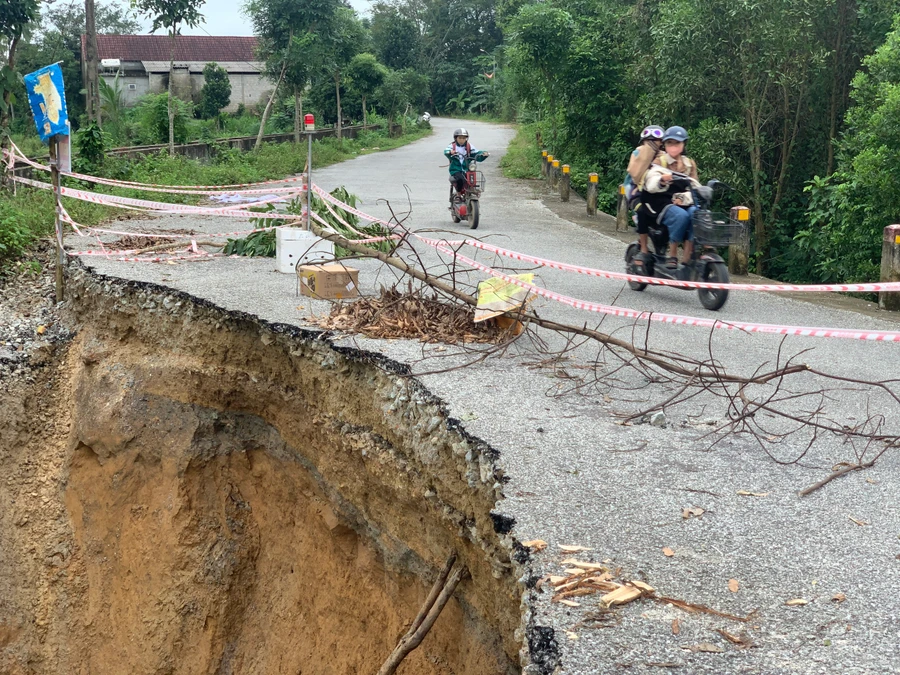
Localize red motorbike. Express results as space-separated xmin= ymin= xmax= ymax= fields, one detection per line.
xmin=449 ymin=153 xmax=488 ymax=229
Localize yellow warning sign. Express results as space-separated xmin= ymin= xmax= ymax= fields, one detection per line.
xmin=474 ymin=274 xmax=534 ymax=323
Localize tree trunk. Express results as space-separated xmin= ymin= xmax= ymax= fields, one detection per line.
xmin=168 ymin=29 xmax=176 ymax=156
xmin=255 ymin=59 xmax=288 ymax=151
xmin=745 ymin=104 xmax=766 ymax=275
xmin=84 ymin=0 xmax=100 ymax=123
xmin=294 ymin=85 xmax=300 ymax=144
xmin=334 ymin=73 xmax=343 ymax=141
xmin=1 ymin=35 xmax=22 ymax=187
xmin=362 ymin=94 xmax=367 ymax=127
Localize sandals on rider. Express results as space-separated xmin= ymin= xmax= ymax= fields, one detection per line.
xmin=665 ymin=256 xmax=678 ymax=270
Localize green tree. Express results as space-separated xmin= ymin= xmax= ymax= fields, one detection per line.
xmin=245 ymin=0 xmax=341 ymax=149
xmin=370 ymin=3 xmax=419 ymax=70
xmin=132 ymin=0 xmax=206 ymax=155
xmin=0 ymin=0 xmax=39 ymax=152
xmin=198 ymin=61 xmax=231 ymax=124
xmin=346 ymin=52 xmax=386 ymax=126
xmin=98 ymin=72 xmax=125 ymax=141
xmin=319 ymin=7 xmax=365 ymax=140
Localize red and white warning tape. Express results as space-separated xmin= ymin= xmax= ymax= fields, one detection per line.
xmin=414 ymin=235 xmax=900 ymax=342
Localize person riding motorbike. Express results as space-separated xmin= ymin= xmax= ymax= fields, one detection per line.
xmin=640 ymin=126 xmax=699 ymax=278
xmin=444 ymin=128 xmax=489 ymax=198
xmin=626 ymin=125 xmax=665 ymax=269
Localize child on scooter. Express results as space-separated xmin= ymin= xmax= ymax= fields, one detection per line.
xmin=444 ymin=127 xmax=489 ymax=198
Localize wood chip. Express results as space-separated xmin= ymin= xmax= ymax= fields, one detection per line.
xmin=662 ymin=547 xmax=675 ymax=557
xmin=600 ymin=580 xmax=655 ymax=608
xmin=521 ymin=539 xmax=548 ymax=551
xmin=559 ymin=544 xmax=591 ymax=553
xmin=559 ymin=599 xmax=581 ymax=608
xmin=831 ymin=593 xmax=847 ymax=603
xmin=785 ymin=598 xmax=808 ymax=606
xmin=565 ymin=631 xmax=579 ymax=640
xmin=553 ymin=588 xmax=596 ymax=601
xmin=848 ymin=516 xmax=869 ymax=526
xmin=655 ymin=595 xmax=753 ymax=622
xmin=671 ymin=618 xmax=681 ymax=635
xmin=682 ymin=506 xmax=705 ymax=519
xmin=715 ymin=629 xmax=755 ymax=649
xmin=560 ymin=559 xmax=608 ymax=571
xmin=548 ymin=576 xmax=569 ymax=586
xmin=563 ymin=568 xmax=591 ymax=577
xmin=736 ymin=490 xmax=769 ymax=497
xmin=728 ymin=579 xmax=739 ymax=593
xmin=682 ymin=643 xmax=724 ymax=653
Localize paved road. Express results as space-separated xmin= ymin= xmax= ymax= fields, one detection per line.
xmin=74 ymin=117 xmax=900 ymax=674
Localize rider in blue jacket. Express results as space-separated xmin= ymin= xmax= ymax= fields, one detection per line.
xmin=445 ymin=128 xmax=489 ymax=198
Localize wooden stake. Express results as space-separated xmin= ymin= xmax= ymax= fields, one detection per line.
xmin=376 ymin=552 xmax=469 ymax=675
xmin=49 ymin=136 xmax=65 ymax=301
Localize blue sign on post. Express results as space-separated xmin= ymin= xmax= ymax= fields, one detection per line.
xmin=24 ymin=63 xmax=70 ymax=143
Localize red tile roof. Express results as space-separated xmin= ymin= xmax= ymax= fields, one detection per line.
xmin=82 ymin=35 xmax=259 ymax=63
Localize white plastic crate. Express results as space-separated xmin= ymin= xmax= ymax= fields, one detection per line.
xmin=275 ymin=227 xmax=334 ymax=274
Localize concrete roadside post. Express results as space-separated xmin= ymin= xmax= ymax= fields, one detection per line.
xmin=880 ymin=224 xmax=900 ymax=311
xmin=586 ymin=173 xmax=598 ymax=215
xmin=546 ymin=155 xmax=554 ymax=186
xmin=541 ymin=150 xmax=548 ymax=177
xmin=560 ymin=165 xmax=570 ymax=201
xmin=551 ymin=159 xmax=560 ymax=189
xmin=615 ymin=184 xmax=628 ymax=232
xmin=305 ymin=113 xmax=314 ymax=230
xmin=728 ymin=205 xmax=751 ymax=275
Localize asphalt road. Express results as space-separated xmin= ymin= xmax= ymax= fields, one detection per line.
xmin=73 ymin=117 xmax=900 ymax=674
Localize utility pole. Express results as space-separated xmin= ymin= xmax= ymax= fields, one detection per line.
xmin=84 ymin=0 xmax=100 ymax=123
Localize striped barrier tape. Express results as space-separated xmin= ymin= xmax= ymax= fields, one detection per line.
xmin=13 ymin=175 xmax=305 ymax=218
xmin=416 ymin=235 xmax=900 ymax=342
xmin=460 ymin=239 xmax=900 ymax=294
xmin=312 ymin=184 xmax=399 ymax=229
xmin=4 ymin=144 xmax=304 ymax=191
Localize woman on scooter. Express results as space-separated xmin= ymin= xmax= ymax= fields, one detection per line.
xmin=642 ymin=126 xmax=699 ymax=279
xmin=627 ymin=125 xmax=665 ymax=271
xmin=444 ymin=128 xmax=489 ymax=198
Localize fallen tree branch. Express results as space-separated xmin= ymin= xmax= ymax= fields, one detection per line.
xmin=798 ymin=460 xmax=876 ymax=497
xmin=377 ymin=554 xmax=469 ymax=675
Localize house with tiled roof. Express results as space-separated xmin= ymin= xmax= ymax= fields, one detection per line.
xmin=80 ymin=35 xmax=270 ymax=112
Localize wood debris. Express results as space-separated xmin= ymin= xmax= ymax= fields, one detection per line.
xmin=736 ymin=490 xmax=770 ymax=497
xmin=848 ymin=516 xmax=869 ymax=526
xmin=315 ymin=287 xmax=506 ymax=344
xmin=682 ymin=642 xmax=725 ymax=653
xmin=785 ymin=598 xmax=808 ymax=606
xmin=600 ymin=581 xmax=655 ymax=608
xmin=654 ymin=596 xmax=754 ymax=622
xmin=662 ymin=547 xmax=675 ymax=557
xmin=715 ymin=628 xmax=755 ymax=649
xmin=831 ymin=593 xmax=847 ymax=603
xmin=682 ymin=506 xmax=705 ymax=519
xmin=521 ymin=539 xmax=548 ymax=552
xmin=728 ymin=579 xmax=740 ymax=593
xmin=559 ymin=544 xmax=592 ymax=553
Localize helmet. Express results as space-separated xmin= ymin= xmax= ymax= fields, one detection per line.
xmin=663 ymin=126 xmax=689 ymax=143
xmin=640 ymin=125 xmax=664 ymax=140
xmin=453 ymin=127 xmax=469 ymax=140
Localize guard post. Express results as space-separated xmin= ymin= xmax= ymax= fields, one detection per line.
xmin=551 ymin=159 xmax=560 ymax=189
xmin=304 ymin=113 xmax=315 ymax=230
xmin=615 ymin=184 xmax=628 ymax=232
xmin=880 ymin=224 xmax=900 ymax=311
xmin=546 ymin=155 xmax=554 ymax=186
xmin=728 ymin=206 xmax=751 ymax=276
xmin=586 ymin=173 xmax=598 ymax=215
xmin=560 ymin=165 xmax=570 ymax=202
xmin=541 ymin=150 xmax=548 ymax=177
xmin=24 ymin=62 xmax=70 ymax=302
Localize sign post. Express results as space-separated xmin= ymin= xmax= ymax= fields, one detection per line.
xmin=24 ymin=63 xmax=70 ymax=301
xmin=304 ymin=113 xmax=315 ymax=231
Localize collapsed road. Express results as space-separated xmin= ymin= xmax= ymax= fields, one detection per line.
xmin=2 ymin=117 xmax=900 ymax=674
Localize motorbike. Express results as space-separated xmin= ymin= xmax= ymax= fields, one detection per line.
xmin=623 ymin=174 xmax=749 ymax=311
xmin=449 ymin=153 xmax=488 ymax=229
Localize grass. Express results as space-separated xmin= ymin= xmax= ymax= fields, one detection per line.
xmin=0 ymin=123 xmax=432 ymax=270
xmin=499 ymin=122 xmax=543 ymax=180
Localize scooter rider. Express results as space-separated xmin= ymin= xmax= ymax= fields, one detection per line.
xmin=445 ymin=128 xmax=489 ymax=198
xmin=627 ymin=125 xmax=665 ymax=270
xmin=641 ymin=126 xmax=699 ymax=278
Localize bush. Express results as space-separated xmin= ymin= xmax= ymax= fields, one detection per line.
xmin=0 ymin=202 xmax=33 ymax=265
xmin=132 ymin=93 xmax=191 ymax=145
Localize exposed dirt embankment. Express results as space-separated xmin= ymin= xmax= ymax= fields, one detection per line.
xmin=0 ymin=265 xmax=530 ymax=674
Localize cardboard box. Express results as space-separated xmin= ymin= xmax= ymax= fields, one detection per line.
xmin=297 ymin=264 xmax=359 ymax=300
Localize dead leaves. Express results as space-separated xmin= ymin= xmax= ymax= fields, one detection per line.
xmin=728 ymin=579 xmax=740 ymax=593
xmin=662 ymin=547 xmax=676 ymax=557
xmin=714 ymin=629 xmax=755 ymax=649
xmin=831 ymin=593 xmax=847 ymax=603
xmin=671 ymin=618 xmax=681 ymax=635
xmin=315 ymin=287 xmax=506 ymax=344
xmin=682 ymin=506 xmax=705 ymax=520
